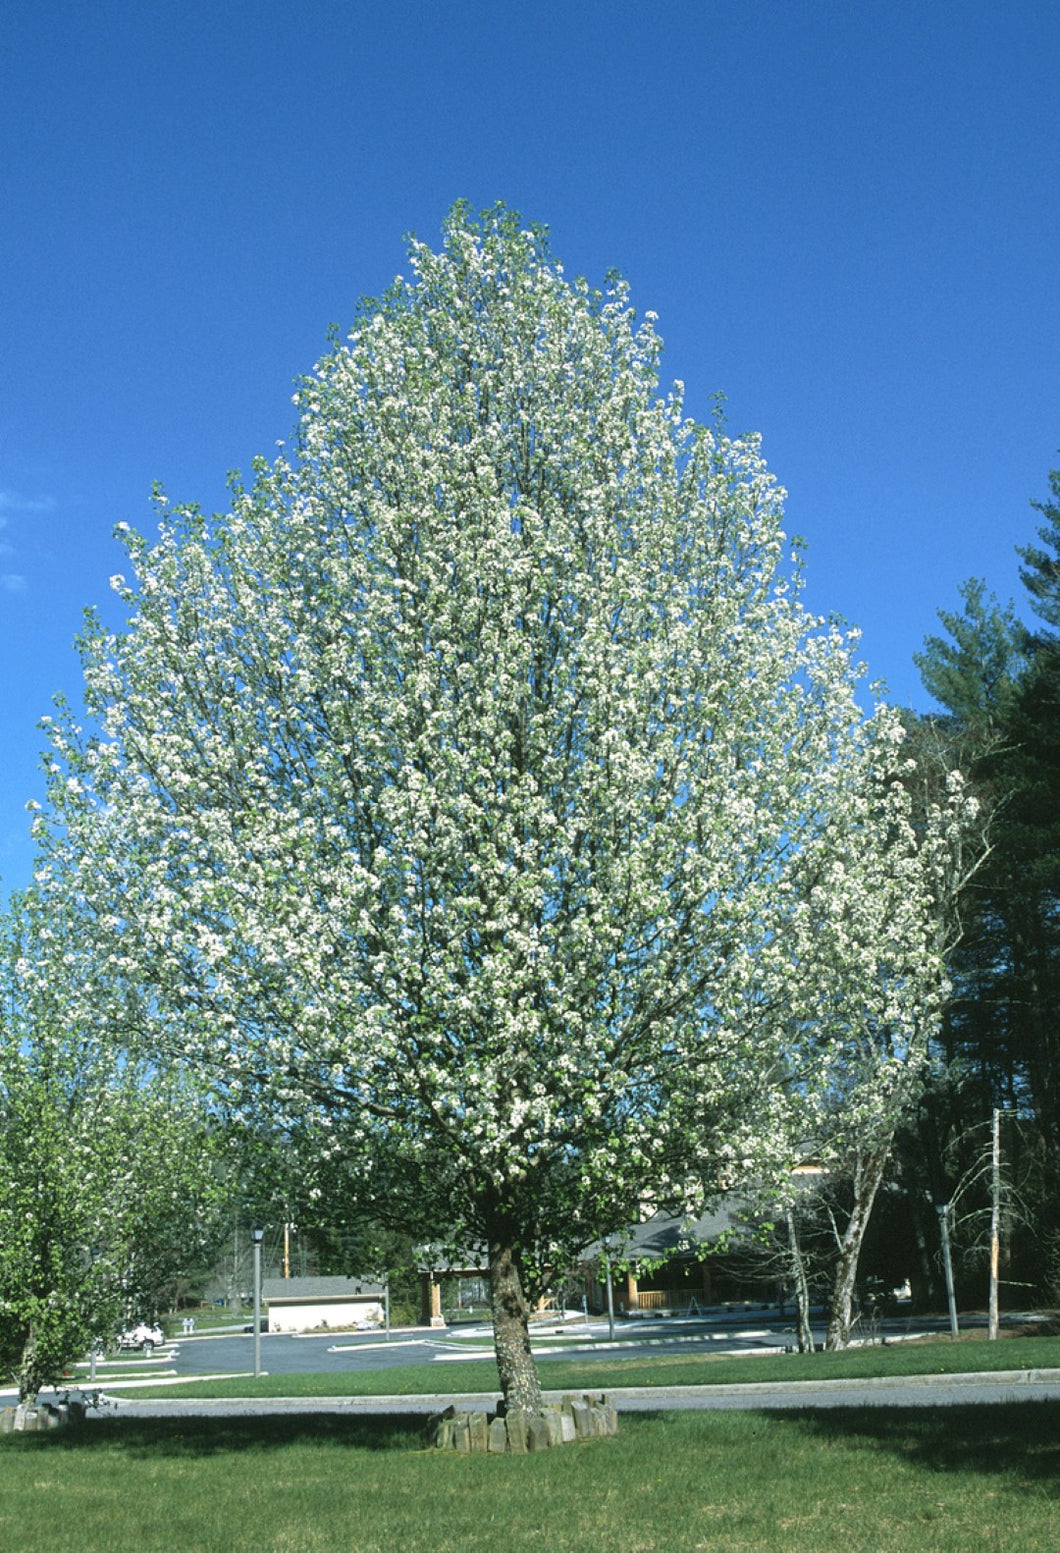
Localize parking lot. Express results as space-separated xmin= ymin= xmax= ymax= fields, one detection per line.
xmin=73 ymin=1305 xmax=981 ymax=1386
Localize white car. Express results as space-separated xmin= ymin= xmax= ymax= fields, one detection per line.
xmin=117 ymin=1322 xmax=166 ymax=1353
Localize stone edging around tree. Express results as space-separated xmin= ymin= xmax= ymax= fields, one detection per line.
xmin=1 ymin=1398 xmax=86 ymax=1433
xmin=426 ymin=1392 xmax=618 ymax=1452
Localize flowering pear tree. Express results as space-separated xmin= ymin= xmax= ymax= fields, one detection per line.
xmin=37 ymin=204 xmax=956 ymax=1415
xmin=813 ymin=744 xmax=984 ymax=1347
xmin=0 ymin=896 xmax=223 ymax=1402
xmin=693 ymin=752 xmax=977 ymax=1350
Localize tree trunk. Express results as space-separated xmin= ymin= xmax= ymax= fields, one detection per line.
xmin=18 ymin=1325 xmax=42 ymax=1406
xmin=487 ymin=1240 xmax=544 ymax=1417
xmin=786 ymin=1208 xmax=815 ymax=1353
xmin=825 ymin=1142 xmax=891 ymax=1350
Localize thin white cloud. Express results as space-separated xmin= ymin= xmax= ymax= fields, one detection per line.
xmin=0 ymin=490 xmax=56 ymax=516
xmin=0 ymin=487 xmax=56 ymax=597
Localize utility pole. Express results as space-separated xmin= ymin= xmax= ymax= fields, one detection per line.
xmin=935 ymin=1201 xmax=959 ymax=1339
xmin=989 ymin=1108 xmax=1001 ymax=1341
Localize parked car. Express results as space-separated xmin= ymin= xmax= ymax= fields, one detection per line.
xmin=117 ymin=1321 xmax=165 ymax=1353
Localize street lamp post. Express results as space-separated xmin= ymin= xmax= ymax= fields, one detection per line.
xmin=251 ymin=1228 xmax=264 ymax=1377
xmin=604 ymin=1247 xmax=616 ymax=1341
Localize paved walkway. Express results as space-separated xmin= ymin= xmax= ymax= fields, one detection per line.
xmin=96 ymin=1367 xmax=1060 ymax=1419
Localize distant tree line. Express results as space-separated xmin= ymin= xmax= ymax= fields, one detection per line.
xmin=756 ymin=465 xmax=1060 ymax=1325
xmin=904 ymin=465 xmax=1060 ymax=1310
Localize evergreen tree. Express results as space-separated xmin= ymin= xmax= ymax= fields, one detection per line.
xmin=915 ymin=463 xmax=1060 ymax=1300
xmin=1017 ymin=467 xmax=1060 ymax=641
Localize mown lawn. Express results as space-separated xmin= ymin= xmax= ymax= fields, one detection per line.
xmin=2 ymin=1403 xmax=1057 ymax=1552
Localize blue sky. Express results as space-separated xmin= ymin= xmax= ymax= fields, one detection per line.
xmin=2 ymin=0 xmax=1057 ymax=893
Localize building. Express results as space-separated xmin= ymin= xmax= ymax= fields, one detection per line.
xmin=261 ymin=1276 xmax=386 ymax=1333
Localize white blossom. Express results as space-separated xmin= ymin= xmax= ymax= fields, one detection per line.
xmin=32 ymin=203 xmax=967 ymax=1409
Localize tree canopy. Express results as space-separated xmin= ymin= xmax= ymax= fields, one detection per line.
xmin=0 ymin=894 xmax=223 ymax=1402
xmin=35 ymin=204 xmax=959 ymax=1410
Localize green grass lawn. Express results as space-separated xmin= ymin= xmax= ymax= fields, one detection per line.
xmin=2 ymin=1403 xmax=1057 ymax=1552
xmin=159 ymin=1305 xmax=254 ymax=1334
xmin=115 ymin=1332 xmax=1060 ymax=1400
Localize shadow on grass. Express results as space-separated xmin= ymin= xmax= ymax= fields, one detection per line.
xmin=763 ymin=1401 xmax=1060 ymax=1494
xmin=15 ymin=1399 xmax=1060 ymax=1490
xmin=15 ymin=1412 xmax=427 ymax=1459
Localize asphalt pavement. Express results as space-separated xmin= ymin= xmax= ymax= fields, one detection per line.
xmin=89 ymin=1368 xmax=1060 ymax=1420
xmin=115 ymin=1307 xmax=996 ymax=1381
xmin=14 ymin=1310 xmax=1058 ymax=1418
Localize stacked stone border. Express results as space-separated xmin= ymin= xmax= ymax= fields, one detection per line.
xmin=2 ymin=1398 xmax=87 ymax=1434
xmin=426 ymin=1392 xmax=618 ymax=1453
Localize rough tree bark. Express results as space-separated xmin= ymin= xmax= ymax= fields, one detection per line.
xmin=825 ymin=1142 xmax=892 ymax=1350
xmin=18 ymin=1325 xmax=43 ymax=1406
xmin=786 ymin=1208 xmax=816 ymax=1353
xmin=487 ymin=1240 xmax=545 ymax=1417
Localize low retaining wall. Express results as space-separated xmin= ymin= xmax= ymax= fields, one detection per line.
xmin=1 ymin=1399 xmax=83 ymax=1434
xmin=427 ymin=1392 xmax=618 ymax=1453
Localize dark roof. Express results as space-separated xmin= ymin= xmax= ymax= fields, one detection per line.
xmin=583 ymin=1203 xmax=746 ymax=1264
xmin=262 ymin=1276 xmax=385 ymax=1303
xmin=417 ymin=1204 xmax=746 ymax=1277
